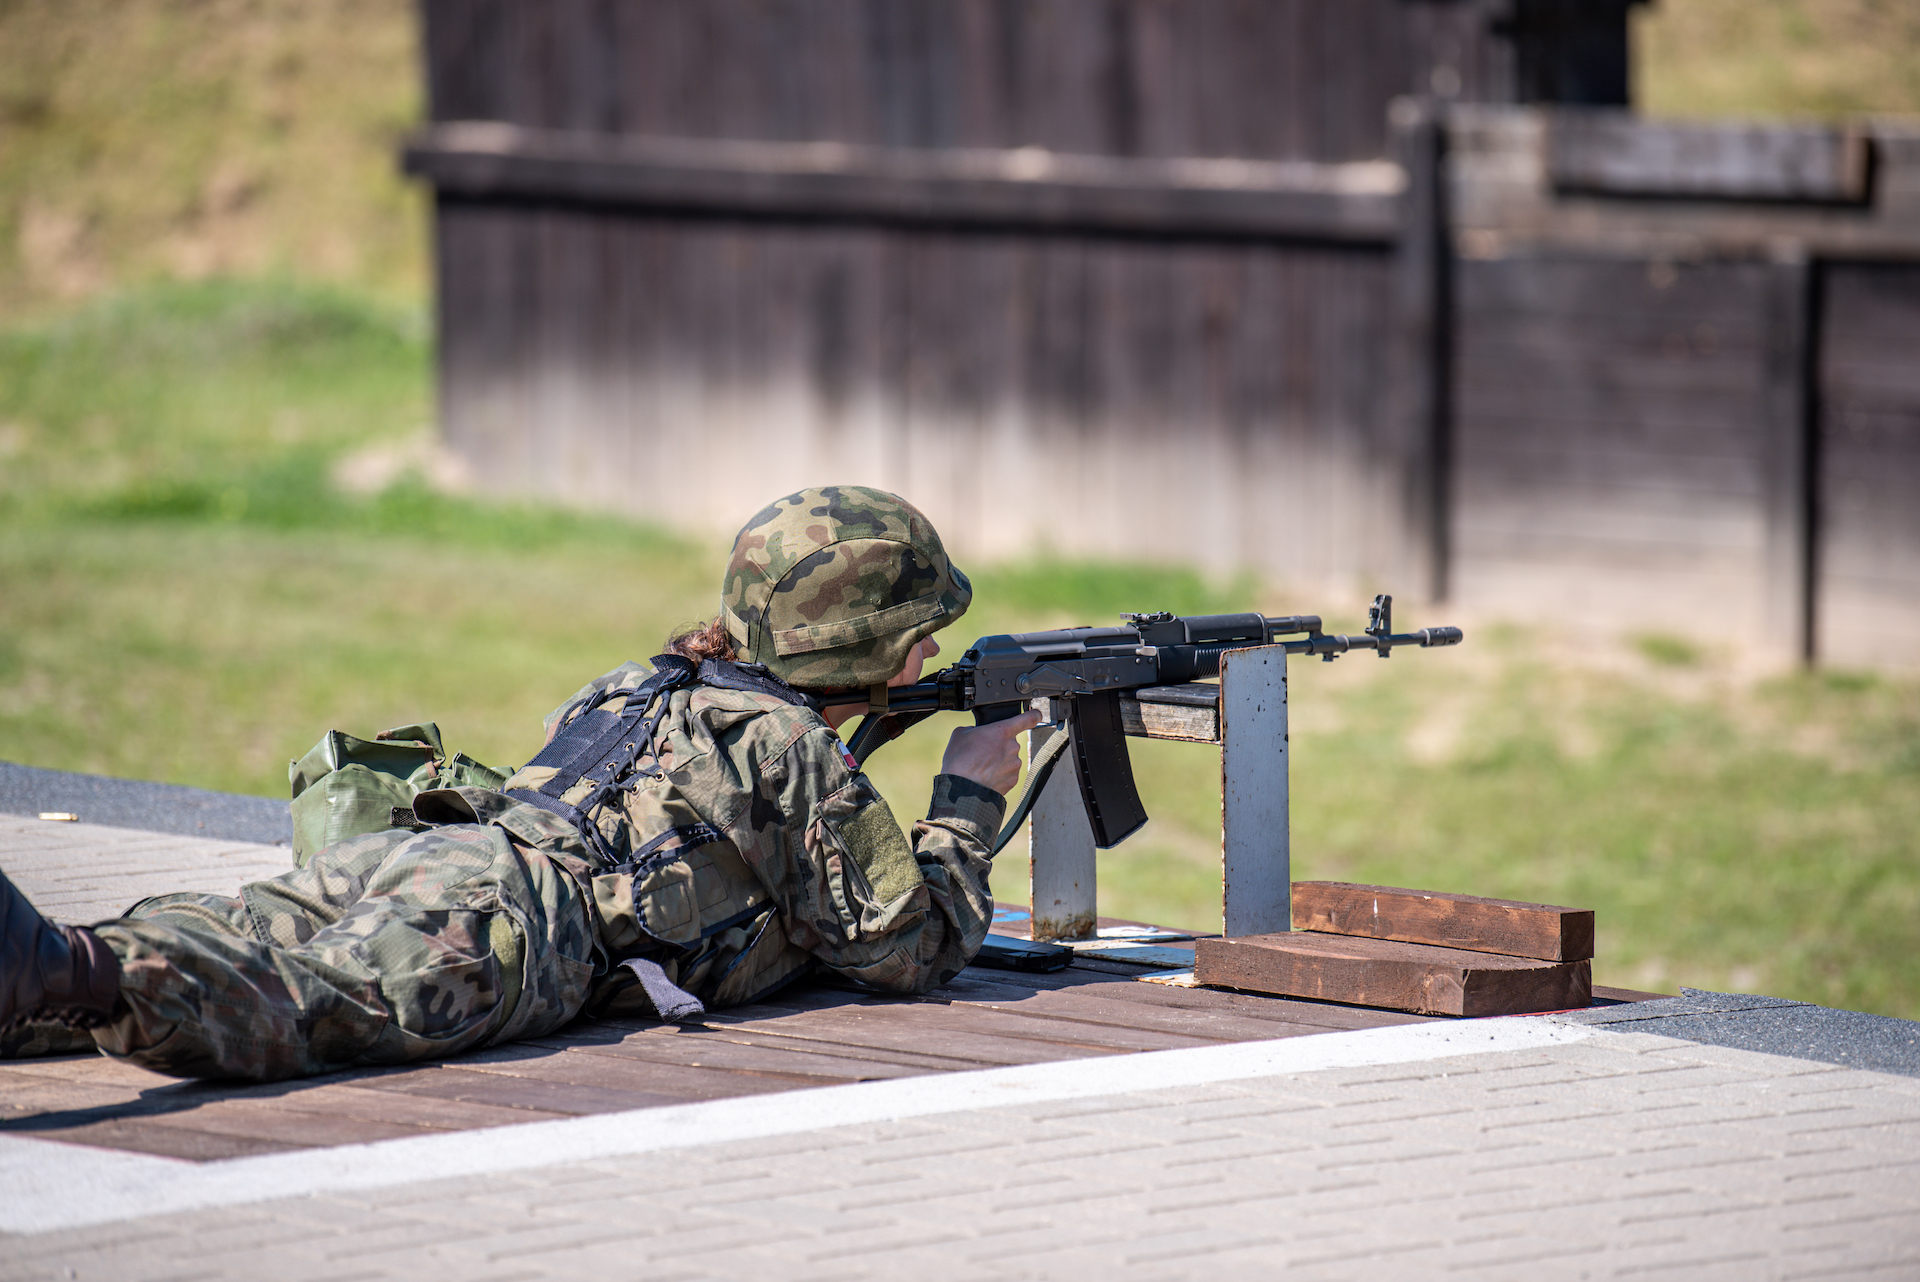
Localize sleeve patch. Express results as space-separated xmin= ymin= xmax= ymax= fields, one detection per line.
xmin=836 ymin=798 xmax=923 ymax=905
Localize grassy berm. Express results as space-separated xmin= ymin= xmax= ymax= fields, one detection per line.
xmin=3 ymin=281 xmax=1917 ymax=1019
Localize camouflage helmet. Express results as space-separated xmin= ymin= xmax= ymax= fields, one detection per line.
xmin=722 ymin=486 xmax=971 ymax=688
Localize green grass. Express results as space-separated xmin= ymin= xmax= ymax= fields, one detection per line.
xmin=4 ymin=280 xmax=1919 ymax=1020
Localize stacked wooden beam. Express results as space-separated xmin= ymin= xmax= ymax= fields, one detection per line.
xmin=1194 ymin=882 xmax=1595 ymax=1017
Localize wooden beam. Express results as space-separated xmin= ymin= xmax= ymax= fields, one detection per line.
xmin=1290 ymin=881 xmax=1595 ymax=961
xmin=404 ymin=122 xmax=1405 ymax=242
xmin=1040 ymin=686 xmax=1221 ymax=743
xmin=1122 ymin=684 xmax=1220 ymax=742
xmin=1195 ymin=932 xmax=1592 ymax=1017
xmin=1548 ymin=111 xmax=1871 ymax=204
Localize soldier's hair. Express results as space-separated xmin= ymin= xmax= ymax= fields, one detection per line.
xmin=666 ymin=616 xmax=736 ymax=664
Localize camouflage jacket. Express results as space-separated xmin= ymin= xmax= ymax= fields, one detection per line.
xmin=479 ymin=661 xmax=1003 ymax=1015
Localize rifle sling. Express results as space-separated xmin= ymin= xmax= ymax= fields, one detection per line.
xmin=991 ymin=725 xmax=1071 ymax=856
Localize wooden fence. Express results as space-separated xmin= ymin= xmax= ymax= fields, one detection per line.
xmin=404 ymin=0 xmax=1920 ymax=669
xmin=1444 ymin=108 xmax=1920 ymax=668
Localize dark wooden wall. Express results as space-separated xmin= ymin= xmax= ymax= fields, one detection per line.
xmin=422 ymin=0 xmax=1510 ymax=159
xmin=1819 ymin=264 xmax=1920 ymax=666
xmin=418 ymin=0 xmax=1527 ymax=590
xmin=1451 ymin=257 xmax=1790 ymax=640
xmin=435 ymin=200 xmax=1409 ymax=578
xmin=412 ymin=2 xmax=1920 ymax=669
xmin=1443 ymin=109 xmax=1920 ymax=667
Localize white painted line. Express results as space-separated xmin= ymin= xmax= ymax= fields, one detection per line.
xmin=0 ymin=1017 xmax=1593 ymax=1234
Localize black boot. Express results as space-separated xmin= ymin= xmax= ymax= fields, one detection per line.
xmin=1 ymin=866 xmax=122 ymax=1031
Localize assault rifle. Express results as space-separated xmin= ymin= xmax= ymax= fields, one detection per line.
xmin=841 ymin=594 xmax=1461 ymax=851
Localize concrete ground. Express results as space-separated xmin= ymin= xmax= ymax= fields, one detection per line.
xmin=3 ymin=781 xmax=1919 ymax=1280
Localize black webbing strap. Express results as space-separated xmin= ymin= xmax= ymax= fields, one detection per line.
xmin=505 ymin=655 xmax=818 ymax=865
xmin=506 ymin=654 xmax=698 ymax=861
xmin=694 ymin=659 xmax=822 ymax=709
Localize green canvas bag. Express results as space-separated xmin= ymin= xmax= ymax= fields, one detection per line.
xmin=287 ymin=721 xmax=513 ymax=866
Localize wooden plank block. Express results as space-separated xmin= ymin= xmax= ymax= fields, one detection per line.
xmin=1121 ymin=684 xmax=1219 ymax=742
xmin=1291 ymin=881 xmax=1595 ymax=961
xmin=1195 ymin=933 xmax=1592 ymax=1017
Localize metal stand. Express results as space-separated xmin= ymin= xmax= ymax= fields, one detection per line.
xmin=1026 ymin=643 xmax=1292 ymax=940
xmin=1027 ymin=717 xmax=1097 ymax=942
xmin=1220 ymin=645 xmax=1290 ymax=936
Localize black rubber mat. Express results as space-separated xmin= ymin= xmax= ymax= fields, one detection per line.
xmin=0 ymin=761 xmax=291 ymax=846
xmin=1553 ymin=988 xmax=1920 ymax=1078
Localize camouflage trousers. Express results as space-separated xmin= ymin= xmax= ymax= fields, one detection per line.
xmin=80 ymin=823 xmax=597 ymax=1081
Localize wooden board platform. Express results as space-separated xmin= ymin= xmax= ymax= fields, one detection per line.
xmin=1195 ymin=932 xmax=1593 ymax=1017
xmin=0 ymin=943 xmax=1446 ymax=1163
xmin=1291 ymin=881 xmax=1596 ymax=961
xmin=1 ymin=894 xmax=1659 ymax=1164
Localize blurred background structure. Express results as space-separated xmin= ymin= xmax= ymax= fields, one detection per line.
xmin=401 ymin=0 xmax=1920 ymax=671
xmin=2 ymin=1 xmax=1919 ymax=1015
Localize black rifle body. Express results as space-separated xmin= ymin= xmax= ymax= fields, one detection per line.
xmin=844 ymin=596 xmax=1461 ymax=849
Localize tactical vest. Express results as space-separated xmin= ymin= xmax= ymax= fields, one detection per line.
xmin=506 ymin=656 xmax=824 ymax=1015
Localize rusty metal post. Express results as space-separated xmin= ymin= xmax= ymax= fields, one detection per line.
xmin=1220 ymin=645 xmax=1291 ymax=936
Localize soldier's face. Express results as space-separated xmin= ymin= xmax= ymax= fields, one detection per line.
xmin=887 ymin=635 xmax=941 ymax=688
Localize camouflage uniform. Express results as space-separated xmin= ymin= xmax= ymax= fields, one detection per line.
xmin=44 ymin=486 xmax=1003 ymax=1082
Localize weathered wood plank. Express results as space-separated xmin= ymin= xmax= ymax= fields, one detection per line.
xmin=697 ymin=1005 xmax=1133 ymax=1068
xmin=404 ymin=123 xmax=1404 ymax=242
xmin=533 ymin=1027 xmax=934 ymax=1084
xmin=1548 ymin=111 xmax=1870 ymax=203
xmin=1759 ymin=257 xmax=1815 ymax=665
xmin=438 ymin=1043 xmax=811 ymax=1101
xmin=1 ymin=1118 xmax=302 ymax=1162
xmin=1195 ymin=932 xmax=1592 ymax=1016
xmin=1291 ymin=881 xmax=1595 ymax=961
xmin=258 ymin=1081 xmax=573 ymax=1132
xmin=1816 ymin=261 xmax=1920 ymax=672
xmin=349 ymin=1064 xmax=690 ymax=1116
xmin=936 ymin=972 xmax=1435 ymax=1040
xmin=770 ymin=996 xmax=1218 ymax=1054
xmin=1123 ymin=684 xmax=1220 ymax=742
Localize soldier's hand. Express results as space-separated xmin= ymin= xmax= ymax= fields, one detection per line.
xmin=940 ymin=710 xmax=1044 ymax=796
